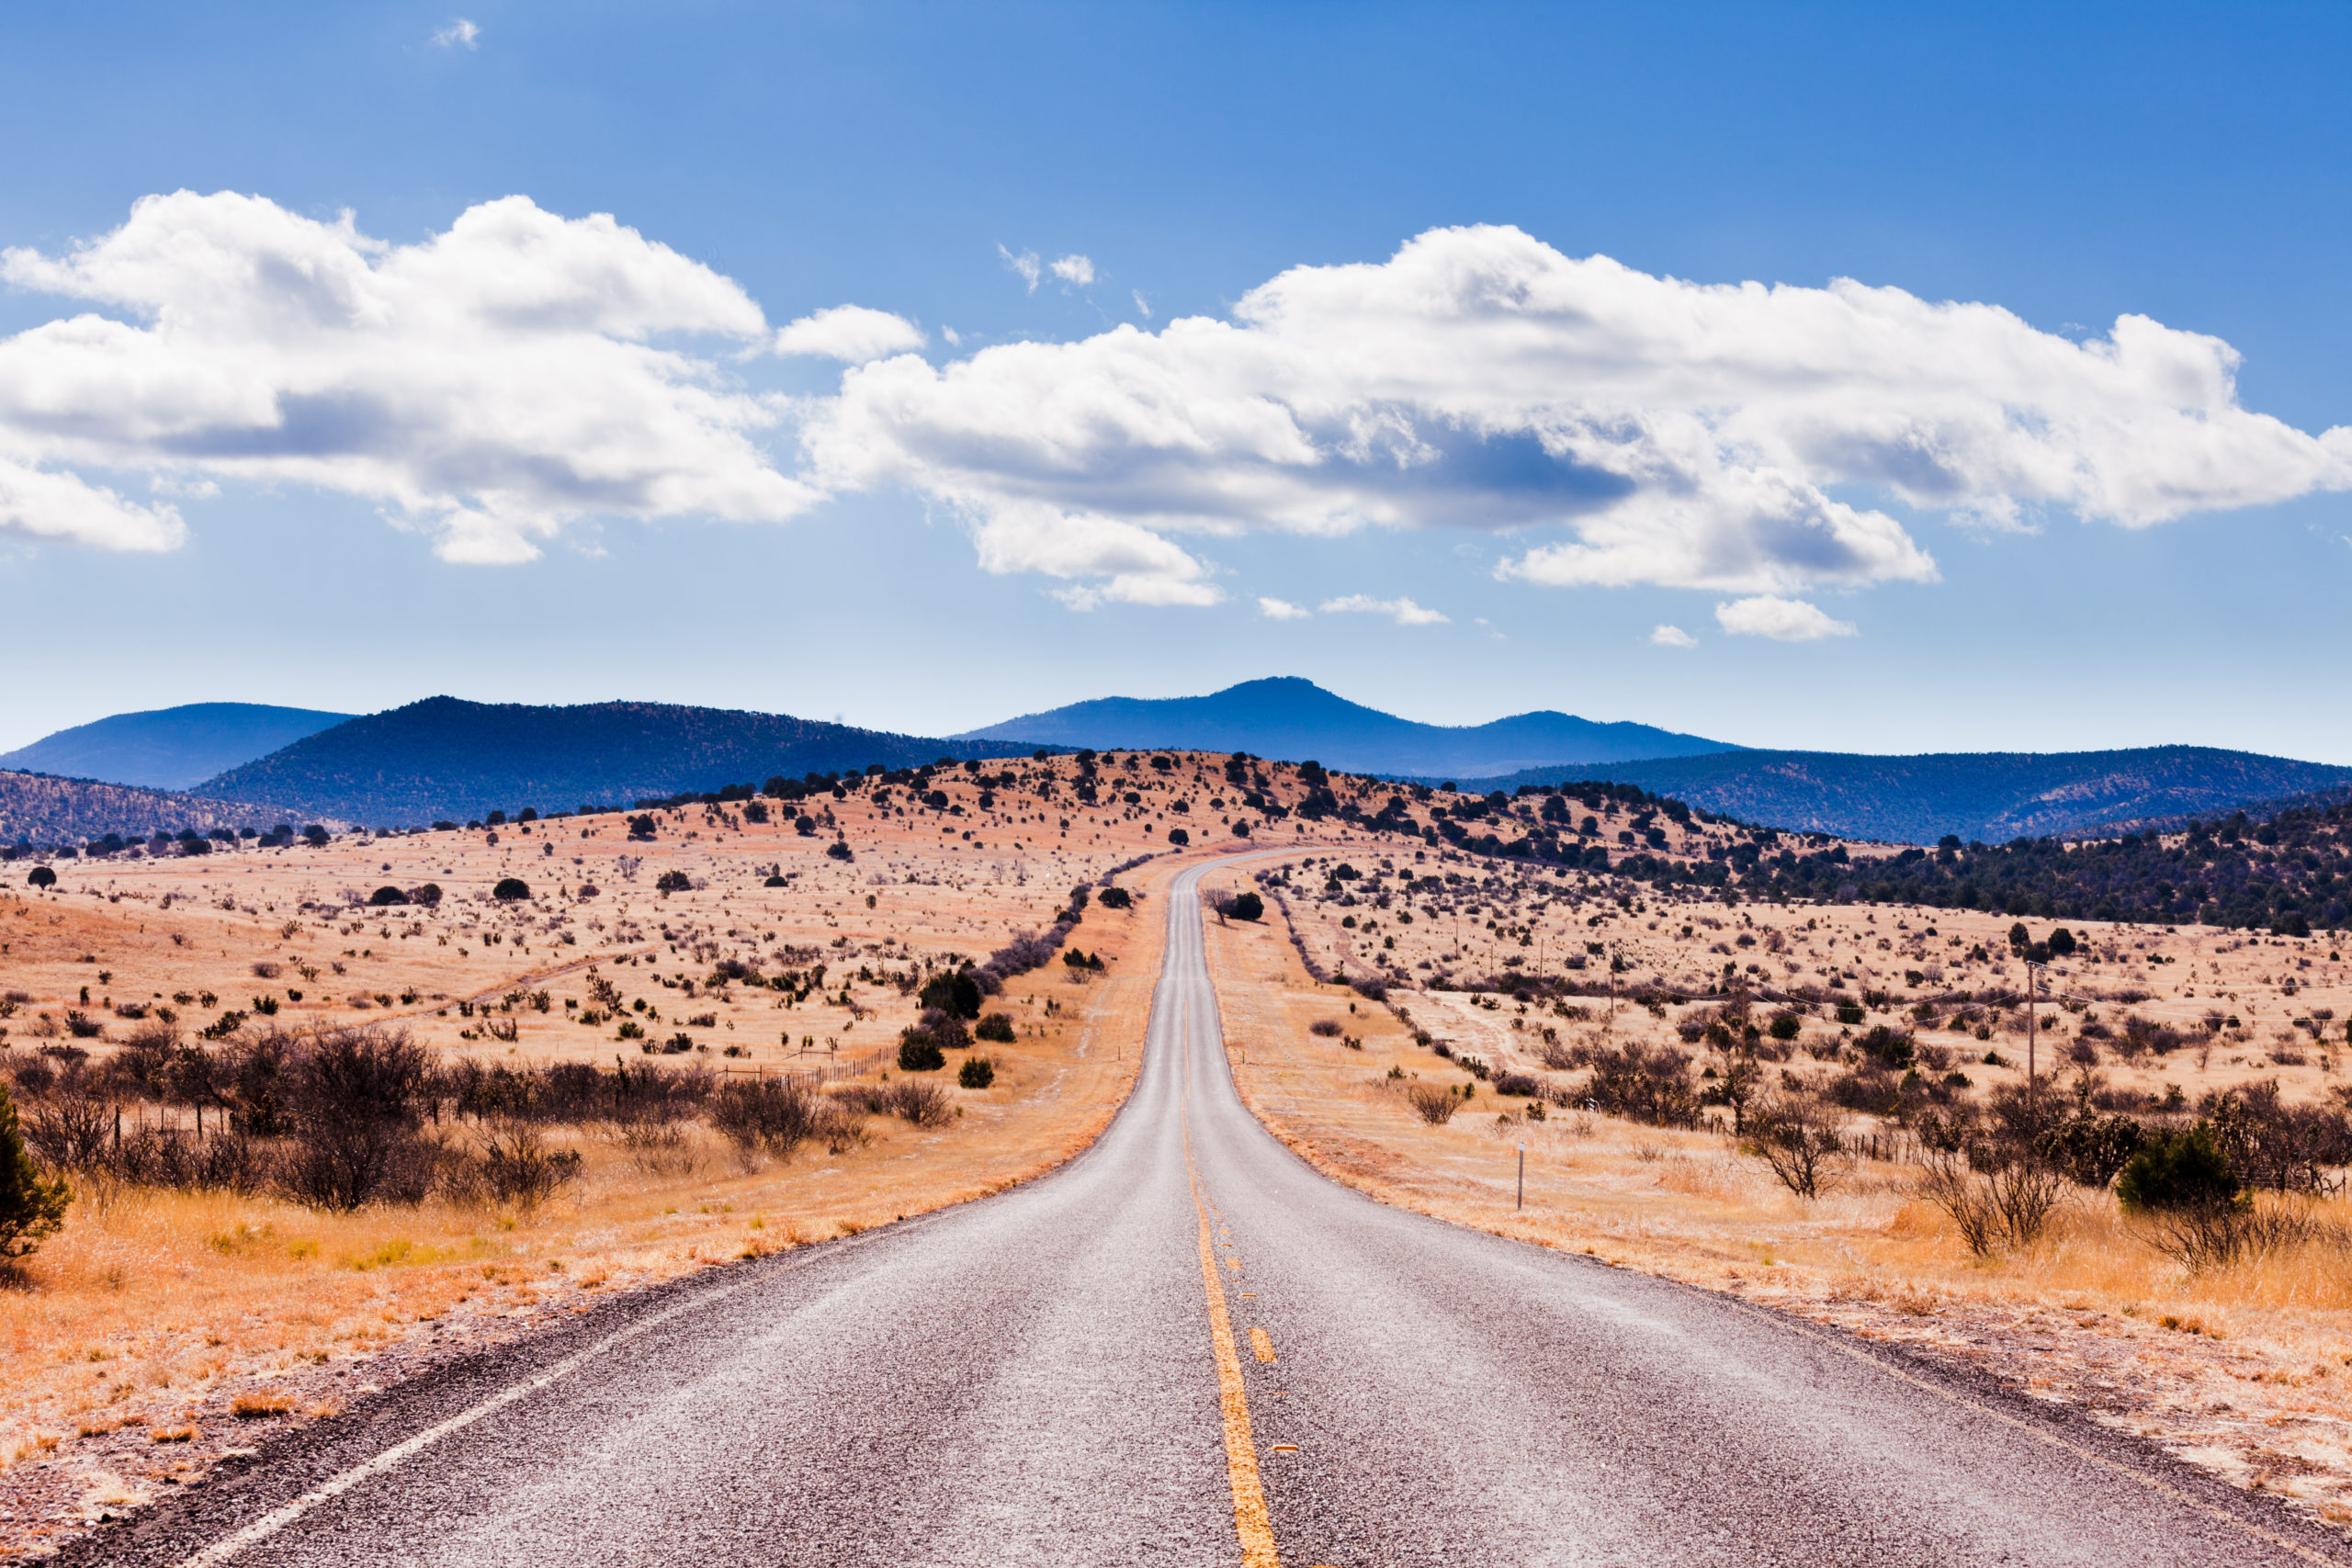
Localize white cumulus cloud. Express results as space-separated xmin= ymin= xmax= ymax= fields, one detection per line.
xmin=1048 ymin=254 xmax=1095 ymax=288
xmin=775 ymin=305 xmax=925 ymax=363
xmin=1649 ymin=624 xmax=1696 ymax=648
xmin=1320 ymin=593 xmax=1447 ymax=626
xmin=1713 ymin=595 xmax=1856 ymax=641
xmin=0 ymin=190 xmax=815 ymax=560
xmin=430 ymin=18 xmax=480 ymax=49
xmin=1257 ymin=596 xmax=1310 ymax=620
xmin=803 ymin=223 xmax=2352 ymax=608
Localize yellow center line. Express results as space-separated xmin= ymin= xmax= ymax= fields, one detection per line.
xmin=1250 ymin=1327 xmax=1277 ymax=1363
xmin=1179 ymin=979 xmax=1281 ymax=1568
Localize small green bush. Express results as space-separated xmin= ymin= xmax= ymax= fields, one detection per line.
xmin=1097 ymin=886 xmax=1133 ymax=910
xmin=1834 ymin=1001 xmax=1866 ymax=1026
xmin=763 ymin=874 xmax=787 ymax=887
xmin=898 ymin=1031 xmax=945 ymax=1072
xmin=1227 ymin=891 xmax=1264 ymax=921
xmin=655 ymin=870 xmax=691 ymax=894
xmin=2117 ymin=1123 xmax=2244 ymax=1213
xmin=919 ymin=971 xmax=983 ymax=1020
xmin=368 ymin=886 xmax=409 ymax=906
xmin=1768 ymin=1011 xmax=1802 ymax=1042
xmin=28 ymin=865 xmax=56 ymax=888
xmin=492 ymin=877 xmax=530 ymax=901
xmin=0 ymin=1082 xmax=70 ymax=1260
xmin=958 ymin=1056 xmax=996 ymax=1089
xmin=975 ymin=1012 xmax=1016 ymax=1043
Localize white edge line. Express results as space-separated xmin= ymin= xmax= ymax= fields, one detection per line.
xmin=174 ymin=1230 xmax=897 ymax=1567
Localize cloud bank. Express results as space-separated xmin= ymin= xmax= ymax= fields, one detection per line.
xmin=806 ymin=223 xmax=2352 ymax=605
xmin=0 ymin=190 xmax=812 ymax=561
xmin=6 ymin=203 xmax=2348 ymax=613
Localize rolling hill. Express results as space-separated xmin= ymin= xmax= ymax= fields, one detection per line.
xmin=960 ymin=677 xmax=1736 ymax=777
xmin=0 ymin=772 xmax=322 ymax=848
xmin=1453 ymin=746 xmax=2352 ymax=846
xmin=198 ymin=697 xmax=1011 ymax=827
xmin=0 ymin=703 xmax=353 ymax=790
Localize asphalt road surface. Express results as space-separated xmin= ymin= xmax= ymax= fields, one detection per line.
xmin=92 ymin=863 xmax=2342 ymax=1567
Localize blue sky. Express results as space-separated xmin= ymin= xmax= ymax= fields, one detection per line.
xmin=3 ymin=2 xmax=2349 ymax=761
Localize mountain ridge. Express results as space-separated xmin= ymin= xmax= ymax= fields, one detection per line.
xmin=1444 ymin=745 xmax=2352 ymax=846
xmin=0 ymin=702 xmax=353 ymax=791
xmin=959 ymin=676 xmax=1738 ymax=777
xmin=198 ymin=696 xmax=1013 ymax=826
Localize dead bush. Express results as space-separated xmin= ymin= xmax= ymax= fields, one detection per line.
xmin=1917 ymin=1149 xmax=2067 ymax=1258
xmin=1746 ymin=1096 xmax=1848 ymax=1201
xmin=2134 ymin=1200 xmax=2341 ymax=1274
xmin=1406 ymin=1085 xmax=1461 ymax=1125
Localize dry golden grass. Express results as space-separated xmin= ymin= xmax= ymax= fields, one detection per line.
xmin=1199 ymin=863 xmax=2352 ymax=1533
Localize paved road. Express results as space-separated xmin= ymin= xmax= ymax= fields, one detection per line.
xmin=96 ymin=863 xmax=2338 ymax=1566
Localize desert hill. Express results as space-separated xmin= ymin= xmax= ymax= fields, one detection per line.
xmin=0 ymin=771 xmax=316 ymax=848
xmin=960 ymin=676 xmax=1736 ymax=776
xmin=198 ymin=696 xmax=1012 ymax=827
xmin=1450 ymin=745 xmax=2352 ymax=848
xmin=0 ymin=702 xmax=352 ymax=790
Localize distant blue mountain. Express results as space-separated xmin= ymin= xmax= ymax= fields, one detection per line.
xmin=960 ymin=677 xmax=1737 ymax=778
xmin=0 ymin=702 xmax=354 ymax=791
xmin=199 ymin=696 xmax=1009 ymax=826
xmin=1452 ymin=746 xmax=2352 ymax=846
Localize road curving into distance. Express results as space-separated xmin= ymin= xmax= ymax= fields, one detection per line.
xmin=87 ymin=860 xmax=2343 ymax=1567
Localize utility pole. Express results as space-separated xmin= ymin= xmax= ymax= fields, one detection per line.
xmin=1516 ymin=1142 xmax=1525 ymax=1211
xmin=2026 ymin=959 xmax=2045 ymax=1122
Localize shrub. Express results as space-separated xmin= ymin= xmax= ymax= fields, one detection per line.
xmin=919 ymin=970 xmax=983 ymax=1020
xmin=492 ymin=877 xmax=531 ymax=901
xmin=0 ymin=1081 xmax=71 ymax=1260
xmin=882 ymin=1079 xmax=953 ymax=1127
xmin=627 ymin=814 xmax=658 ymax=840
xmin=1227 ymin=891 xmax=1263 ymax=921
xmin=1855 ymin=1025 xmax=1914 ymax=1070
xmin=898 ymin=1032 xmax=946 ymax=1072
xmin=1834 ymin=1001 xmax=1866 ymax=1026
xmin=975 ymin=1012 xmax=1016 ymax=1043
xmin=763 ymin=874 xmax=787 ymax=887
xmin=826 ymin=841 xmax=854 ymax=862
xmin=1768 ymin=1011 xmax=1802 ymax=1042
xmin=707 ymin=1077 xmax=840 ymax=1162
xmin=1917 ymin=1149 xmax=2066 ymax=1258
xmin=1098 ymin=886 xmax=1133 ymax=910
xmin=2036 ymin=1111 xmax=2146 ymax=1188
xmin=1747 ymin=1096 xmax=1847 ymax=1200
xmin=368 ymin=886 xmax=409 ymax=907
xmin=464 ymin=1124 xmax=582 ymax=1209
xmin=1167 ymin=828 xmax=1190 ymax=846
xmin=1493 ymin=1072 xmax=1541 ymax=1098
xmin=655 ymin=870 xmax=692 ymax=894
xmin=1308 ymin=1020 xmax=1344 ymax=1038
xmin=411 ymin=883 xmax=443 ymax=907
xmin=27 ymin=865 xmax=56 ymax=888
xmin=958 ymin=1056 xmax=996 ymax=1089
xmin=279 ymin=1028 xmax=434 ymax=1212
xmin=2116 ymin=1123 xmax=2243 ymax=1213
xmin=1585 ymin=1043 xmax=1700 ymax=1128
xmin=1406 ymin=1084 xmax=1461 ymax=1125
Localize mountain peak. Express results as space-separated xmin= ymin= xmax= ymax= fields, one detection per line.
xmin=957 ymin=679 xmax=1736 ymax=776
